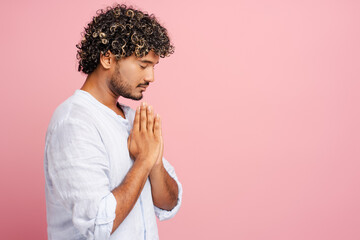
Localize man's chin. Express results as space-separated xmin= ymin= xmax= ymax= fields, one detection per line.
xmin=123 ymin=94 xmax=143 ymax=101
xmin=133 ymin=95 xmax=143 ymax=101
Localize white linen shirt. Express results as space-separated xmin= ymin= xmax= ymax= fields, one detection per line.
xmin=44 ymin=90 xmax=182 ymax=240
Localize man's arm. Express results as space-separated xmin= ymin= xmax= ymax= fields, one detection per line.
xmin=149 ymin=158 xmax=179 ymax=210
xmin=110 ymin=155 xmax=179 ymax=235
xmin=111 ymin=103 xmax=162 ymax=233
xmin=110 ymin=156 xmax=153 ymax=233
xmin=146 ymin=105 xmax=179 ymax=211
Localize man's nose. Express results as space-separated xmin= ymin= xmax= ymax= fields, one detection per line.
xmin=144 ymin=67 xmax=155 ymax=83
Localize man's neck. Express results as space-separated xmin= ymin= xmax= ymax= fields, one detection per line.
xmin=81 ymin=73 xmax=125 ymax=118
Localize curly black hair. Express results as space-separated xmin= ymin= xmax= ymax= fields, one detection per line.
xmin=76 ymin=4 xmax=174 ymax=74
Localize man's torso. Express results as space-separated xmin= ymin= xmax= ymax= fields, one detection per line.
xmin=44 ymin=90 xmax=159 ymax=239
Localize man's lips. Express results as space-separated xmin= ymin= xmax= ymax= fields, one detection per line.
xmin=138 ymin=85 xmax=148 ymax=90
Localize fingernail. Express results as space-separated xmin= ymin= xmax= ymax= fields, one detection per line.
xmin=147 ymin=106 xmax=151 ymax=111
xmin=142 ymin=102 xmax=146 ymax=107
xmin=137 ymin=106 xmax=140 ymax=112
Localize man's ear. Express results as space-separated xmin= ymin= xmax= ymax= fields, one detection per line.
xmin=99 ymin=50 xmax=113 ymax=70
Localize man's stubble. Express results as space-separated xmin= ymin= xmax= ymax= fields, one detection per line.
xmin=109 ymin=63 xmax=143 ymax=101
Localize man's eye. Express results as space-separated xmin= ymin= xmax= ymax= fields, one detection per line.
xmin=139 ymin=64 xmax=147 ymax=69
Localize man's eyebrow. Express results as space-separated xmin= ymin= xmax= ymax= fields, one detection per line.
xmin=139 ymin=60 xmax=159 ymax=65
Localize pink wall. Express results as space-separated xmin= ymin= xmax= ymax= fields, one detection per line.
xmin=1 ymin=0 xmax=359 ymax=239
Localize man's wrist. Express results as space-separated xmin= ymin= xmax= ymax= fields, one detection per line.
xmin=134 ymin=156 xmax=154 ymax=174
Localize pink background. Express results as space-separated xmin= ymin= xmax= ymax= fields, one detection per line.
xmin=1 ymin=0 xmax=359 ymax=239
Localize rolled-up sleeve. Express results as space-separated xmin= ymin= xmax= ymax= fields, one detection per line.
xmin=46 ymin=118 xmax=115 ymax=239
xmin=94 ymin=193 xmax=117 ymax=239
xmin=154 ymin=157 xmax=183 ymax=221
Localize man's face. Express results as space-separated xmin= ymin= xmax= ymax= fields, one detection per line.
xmin=109 ymin=50 xmax=160 ymax=100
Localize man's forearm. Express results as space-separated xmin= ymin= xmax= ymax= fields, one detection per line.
xmin=111 ymin=158 xmax=152 ymax=234
xmin=149 ymin=162 xmax=178 ymax=211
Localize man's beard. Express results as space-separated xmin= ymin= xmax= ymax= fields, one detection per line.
xmin=109 ymin=67 xmax=143 ymax=101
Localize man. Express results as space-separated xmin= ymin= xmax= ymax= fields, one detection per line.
xmin=44 ymin=4 xmax=182 ymax=240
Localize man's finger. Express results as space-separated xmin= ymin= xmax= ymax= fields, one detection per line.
xmin=154 ymin=114 xmax=162 ymax=137
xmin=140 ymin=102 xmax=147 ymax=131
xmin=159 ymin=136 xmax=164 ymax=160
xmin=147 ymin=105 xmax=154 ymax=133
xmin=133 ymin=106 xmax=140 ymax=132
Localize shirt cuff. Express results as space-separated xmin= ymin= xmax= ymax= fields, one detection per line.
xmin=94 ymin=192 xmax=117 ymax=239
